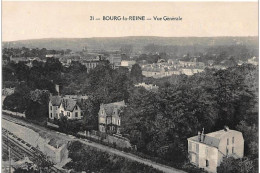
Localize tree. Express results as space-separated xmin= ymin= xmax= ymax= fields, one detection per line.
xmin=217 ymin=157 xmax=256 ymax=173
xmin=45 ymin=58 xmax=62 ymax=73
xmin=120 ymin=44 xmax=133 ymax=56
xmin=130 ymin=64 xmax=143 ymax=83
xmin=236 ymin=121 xmax=258 ymax=157
xmin=217 ymin=157 xmax=237 ymax=173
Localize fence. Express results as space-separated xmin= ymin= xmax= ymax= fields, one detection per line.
xmin=78 ymin=130 xmax=132 ymax=149
xmin=2 ymin=110 xmax=26 ymax=118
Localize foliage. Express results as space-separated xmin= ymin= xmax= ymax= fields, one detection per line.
xmin=122 ymin=64 xmax=258 ymax=168
xmin=65 ymin=141 xmax=163 ymax=173
xmin=217 ymin=157 xmax=257 ymax=173
xmin=130 ymin=64 xmax=143 ymax=83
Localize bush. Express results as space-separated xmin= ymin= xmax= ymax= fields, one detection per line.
xmin=65 ymin=141 xmax=163 ymax=173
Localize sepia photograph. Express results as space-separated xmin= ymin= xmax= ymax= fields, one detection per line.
xmin=1 ymin=1 xmax=258 ymax=173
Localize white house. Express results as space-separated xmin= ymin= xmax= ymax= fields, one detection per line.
xmin=49 ymin=96 xmax=83 ymax=120
xmin=134 ymin=83 xmax=159 ymax=91
xmin=187 ymin=127 xmax=244 ymax=173
xmin=121 ymin=60 xmax=136 ymax=68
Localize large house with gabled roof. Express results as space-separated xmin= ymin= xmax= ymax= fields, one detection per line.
xmin=98 ymin=101 xmax=126 ymax=134
xmin=49 ymin=95 xmax=83 ymax=120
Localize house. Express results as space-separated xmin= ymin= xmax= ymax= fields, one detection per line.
xmin=45 ymin=54 xmax=61 ymax=58
xmin=107 ymin=55 xmax=122 ymax=69
xmin=48 ymin=96 xmax=83 ymax=120
xmin=179 ymin=61 xmax=197 ymax=67
xmin=134 ymin=82 xmax=159 ymax=91
xmin=10 ymin=57 xmax=28 ymax=63
xmin=81 ymin=55 xmax=106 ymax=72
xmin=98 ymin=101 xmax=126 ymax=134
xmin=187 ymin=127 xmax=244 ymax=173
xmin=121 ymin=60 xmax=136 ymax=68
xmin=181 ymin=68 xmax=194 ymax=76
xmin=142 ymin=66 xmax=166 ymax=78
xmin=247 ymin=56 xmax=258 ymax=66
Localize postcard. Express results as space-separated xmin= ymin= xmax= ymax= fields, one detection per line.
xmin=2 ymin=1 xmax=258 ymax=173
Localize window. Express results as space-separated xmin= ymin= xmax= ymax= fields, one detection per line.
xmin=112 ymin=117 xmax=115 ymax=124
xmin=101 ymin=110 xmax=104 ymax=115
xmin=232 ymin=147 xmax=234 ymax=154
xmin=196 ymin=144 xmax=199 ymax=153
xmin=50 ymin=113 xmax=52 ymax=118
xmin=191 ymin=143 xmax=196 ymax=152
xmin=75 ymin=112 xmax=78 ymax=117
xmin=67 ymin=112 xmax=70 ymax=117
xmin=50 ymin=106 xmax=52 ymax=110
xmin=100 ymin=117 xmax=105 ymax=123
xmin=118 ymin=120 xmax=120 ymax=125
xmin=226 ymin=148 xmax=229 ymax=155
xmin=206 ymin=160 xmax=209 ymax=167
xmin=227 ymin=138 xmax=229 ymax=145
xmin=191 ymin=153 xmax=196 ymax=163
xmin=232 ymin=137 xmax=234 ymax=144
xmin=75 ymin=106 xmax=78 ymax=110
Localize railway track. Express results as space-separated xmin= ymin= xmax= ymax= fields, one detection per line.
xmin=2 ymin=128 xmax=64 ymax=173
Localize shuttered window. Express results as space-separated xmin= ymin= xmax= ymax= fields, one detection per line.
xmin=196 ymin=144 xmax=199 ymax=153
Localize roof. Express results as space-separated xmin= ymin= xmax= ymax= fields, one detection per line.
xmin=188 ymin=129 xmax=242 ymax=148
xmin=101 ymin=101 xmax=126 ymax=116
xmin=142 ymin=67 xmax=164 ymax=72
xmin=63 ymin=99 xmax=77 ymax=112
xmin=50 ymin=96 xmax=62 ymax=106
xmin=50 ymin=95 xmax=81 ymax=111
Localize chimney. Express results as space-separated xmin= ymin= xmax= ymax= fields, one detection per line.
xmin=198 ymin=131 xmax=201 ymax=142
xmin=201 ymin=128 xmax=205 ymax=142
xmin=224 ymin=126 xmax=229 ymax=132
xmin=55 ymin=84 xmax=60 ymax=95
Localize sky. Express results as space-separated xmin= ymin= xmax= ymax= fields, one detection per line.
xmin=2 ymin=1 xmax=258 ymax=41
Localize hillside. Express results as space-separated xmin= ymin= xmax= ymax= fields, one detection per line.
xmin=3 ymin=36 xmax=258 ymax=52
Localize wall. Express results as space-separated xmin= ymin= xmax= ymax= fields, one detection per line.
xmin=2 ymin=119 xmax=68 ymax=165
xmin=188 ymin=140 xmax=218 ymax=173
xmin=218 ymin=131 xmax=244 ymax=158
xmin=44 ymin=144 xmax=68 ymax=164
xmin=79 ymin=130 xmax=132 ymax=149
xmin=198 ymin=143 xmax=218 ymax=173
